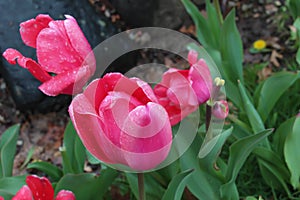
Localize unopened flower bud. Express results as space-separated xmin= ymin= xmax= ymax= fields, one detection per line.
xmin=212 ymin=100 xmax=229 ymax=119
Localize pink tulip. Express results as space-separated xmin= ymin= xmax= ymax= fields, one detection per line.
xmin=69 ymin=73 xmax=172 ymax=171
xmin=154 ymin=50 xmax=213 ymax=125
xmin=154 ymin=69 xmax=198 ymax=125
xmin=212 ymin=100 xmax=229 ymax=119
xmin=11 ymin=175 xmax=75 ymax=200
xmin=188 ymin=50 xmax=213 ymax=104
xmin=2 ymin=14 xmax=95 ymax=96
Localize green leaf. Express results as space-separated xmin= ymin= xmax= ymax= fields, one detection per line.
xmin=238 ymin=81 xmax=265 ymax=134
xmin=62 ymin=121 xmax=86 ymax=174
xmin=55 ymin=169 xmax=118 ymax=200
xmin=0 ymin=124 xmax=20 ymax=178
xmin=126 ymin=172 xmax=166 ymax=200
xmin=199 ymin=127 xmax=233 ymax=161
xmin=20 ymin=147 xmax=35 ymax=170
xmin=86 ymin=150 xmax=101 ymax=165
xmin=296 ymin=46 xmax=300 ymax=65
xmin=0 ymin=175 xmax=26 ymax=195
xmin=220 ymin=10 xmax=244 ymax=83
xmin=180 ymin=134 xmax=222 ymax=200
xmin=257 ymin=72 xmax=300 ymax=122
xmin=27 ymin=161 xmax=63 ymax=182
xmin=287 ymin=0 xmax=300 ymax=19
xmin=273 ymin=117 xmax=297 ymax=158
xmin=284 ymin=116 xmax=300 ymax=189
xmin=161 ymin=169 xmax=194 ymax=200
xmin=205 ymin=1 xmax=221 ymax=50
xmin=220 ymin=129 xmax=273 ymax=199
xmin=181 ymin=0 xmax=211 ymax=47
xmin=253 ymin=147 xmax=291 ymax=194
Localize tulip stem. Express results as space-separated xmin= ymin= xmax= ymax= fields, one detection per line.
xmin=206 ymin=104 xmax=212 ymax=132
xmin=138 ymin=173 xmax=145 ymax=200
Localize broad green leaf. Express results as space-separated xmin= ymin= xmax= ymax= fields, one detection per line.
xmin=258 ymin=161 xmax=292 ymax=197
xmin=0 ymin=175 xmax=26 ymax=194
xmin=220 ymin=129 xmax=273 ymax=199
xmin=156 ymin=161 xmax=179 ymax=184
xmin=55 ymin=169 xmax=118 ymax=200
xmin=199 ymin=127 xmax=233 ymax=161
xmin=238 ymin=81 xmax=265 ymax=134
xmin=180 ymin=134 xmax=222 ymax=200
xmin=220 ymin=10 xmax=244 ymax=83
xmin=27 ymin=161 xmax=63 ymax=182
xmin=297 ymin=47 xmax=300 ymax=65
xmin=257 ymin=71 xmax=300 ymax=122
xmin=62 ymin=121 xmax=86 ymax=174
xmin=126 ymin=172 xmax=165 ymax=200
xmin=273 ymin=117 xmax=297 ymax=158
xmin=86 ymin=150 xmax=101 ymax=165
xmin=161 ymin=169 xmax=194 ymax=200
xmin=0 ymin=190 xmax=13 ymax=200
xmin=253 ymin=147 xmax=291 ymax=194
xmin=205 ymin=0 xmax=221 ymax=50
xmin=284 ymin=116 xmax=300 ymax=189
xmin=181 ymin=0 xmax=212 ymax=47
xmin=287 ymin=0 xmax=300 ymax=19
xmin=0 ymin=124 xmax=20 ymax=178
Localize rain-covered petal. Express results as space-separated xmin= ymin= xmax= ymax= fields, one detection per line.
xmin=19 ymin=14 xmax=53 ymax=48
xmin=36 ymin=20 xmax=84 ymax=74
xmin=55 ymin=190 xmax=76 ymax=200
xmin=2 ymin=48 xmax=51 ymax=82
xmin=12 ymin=185 xmax=33 ymax=200
xmin=26 ymin=175 xmax=54 ymax=200
xmin=39 ymin=65 xmax=91 ymax=96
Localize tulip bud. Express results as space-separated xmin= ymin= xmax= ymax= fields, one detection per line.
xmin=212 ymin=100 xmax=229 ymax=119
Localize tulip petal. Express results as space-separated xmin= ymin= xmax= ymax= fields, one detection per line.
xmin=26 ymin=175 xmax=54 ymax=200
xmin=2 ymin=48 xmax=51 ymax=82
xmin=154 ymin=68 xmax=198 ymax=125
xmin=19 ymin=14 xmax=53 ymax=48
xmin=64 ymin=15 xmax=94 ymax=63
xmin=189 ymin=59 xmax=213 ymax=104
xmin=36 ymin=20 xmax=83 ymax=74
xmin=69 ymin=94 xmax=113 ymax=163
xmin=55 ymin=190 xmax=76 ymax=200
xmin=12 ymin=185 xmax=33 ymax=200
xmin=187 ymin=49 xmax=198 ymax=66
xmin=39 ymin=65 xmax=91 ymax=96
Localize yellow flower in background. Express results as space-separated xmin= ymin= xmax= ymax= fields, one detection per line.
xmin=253 ymin=39 xmax=267 ymax=50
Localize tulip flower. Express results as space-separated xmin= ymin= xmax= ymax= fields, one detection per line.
xmin=2 ymin=14 xmax=95 ymax=96
xmin=154 ymin=50 xmax=212 ymax=125
xmin=7 ymin=175 xmax=75 ymax=200
xmin=69 ymin=73 xmax=172 ymax=171
xmin=154 ymin=69 xmax=199 ymax=125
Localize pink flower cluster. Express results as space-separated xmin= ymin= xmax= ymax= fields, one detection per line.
xmin=0 ymin=175 xmax=75 ymax=200
xmin=69 ymin=50 xmax=229 ymax=171
xmin=2 ymin=14 xmax=229 ymax=173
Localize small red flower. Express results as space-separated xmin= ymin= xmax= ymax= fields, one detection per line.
xmin=10 ymin=175 xmax=75 ymax=200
